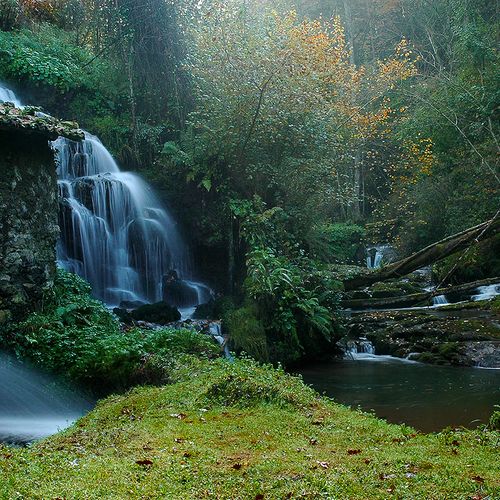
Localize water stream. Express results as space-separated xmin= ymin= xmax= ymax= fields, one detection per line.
xmin=0 ymin=354 xmax=92 ymax=445
xmin=299 ymin=358 xmax=500 ymax=432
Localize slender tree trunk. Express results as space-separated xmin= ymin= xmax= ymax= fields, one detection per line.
xmin=127 ymin=43 xmax=139 ymax=166
xmin=228 ymin=214 xmax=235 ymax=294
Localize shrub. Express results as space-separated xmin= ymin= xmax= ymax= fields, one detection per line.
xmin=489 ymin=406 xmax=500 ymax=431
xmin=0 ymin=270 xmax=219 ymax=392
xmin=224 ymin=305 xmax=268 ymax=362
xmin=307 ymin=223 xmax=366 ymax=264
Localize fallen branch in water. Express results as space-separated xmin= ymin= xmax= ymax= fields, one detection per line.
xmin=342 ymin=277 xmax=499 ymax=310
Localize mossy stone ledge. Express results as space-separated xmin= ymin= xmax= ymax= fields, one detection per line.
xmin=0 ymin=103 xmax=83 ymax=323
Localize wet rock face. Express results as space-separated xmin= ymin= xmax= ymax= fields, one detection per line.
xmin=0 ymin=131 xmax=59 ymax=322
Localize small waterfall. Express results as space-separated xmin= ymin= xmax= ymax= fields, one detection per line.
xmin=366 ymin=244 xmax=395 ymax=270
xmin=345 ymin=338 xmax=376 ymax=359
xmin=472 ymin=284 xmax=500 ymax=302
xmin=0 ymin=354 xmax=91 ymax=444
xmin=0 ymin=83 xmax=22 ymax=107
xmin=208 ymin=322 xmax=233 ymax=361
xmin=433 ymin=295 xmax=449 ymax=306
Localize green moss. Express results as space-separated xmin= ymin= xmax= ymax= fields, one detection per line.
xmin=369 ymin=280 xmax=423 ymax=298
xmin=224 ymin=305 xmax=268 ymax=362
xmin=0 ymin=357 xmax=499 ymax=499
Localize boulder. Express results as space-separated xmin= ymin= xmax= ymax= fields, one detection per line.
xmin=162 ymin=271 xmax=198 ymax=308
xmin=130 ymin=301 xmax=181 ymax=324
xmin=119 ymin=300 xmax=146 ymax=310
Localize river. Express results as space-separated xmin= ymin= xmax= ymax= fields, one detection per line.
xmin=298 ymin=356 xmax=500 ymax=432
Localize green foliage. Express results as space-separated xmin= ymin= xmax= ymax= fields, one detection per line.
xmin=233 ymin=199 xmax=343 ymax=365
xmin=307 ymin=223 xmax=365 ymax=264
xmin=490 ymin=406 xmax=500 ymax=431
xmin=0 ymin=271 xmax=219 ymax=391
xmin=0 ymin=0 xmax=22 ymax=31
xmin=0 ymin=25 xmax=97 ymax=91
xmin=224 ymin=305 xmax=268 ymax=362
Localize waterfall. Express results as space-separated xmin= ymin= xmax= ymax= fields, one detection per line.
xmin=366 ymin=244 xmax=395 ymax=270
xmin=1 ymin=83 xmax=211 ymax=310
xmin=472 ymin=284 xmax=500 ymax=302
xmin=55 ymin=134 xmax=212 ymax=308
xmin=345 ymin=338 xmax=376 ymax=359
xmin=0 ymin=82 xmax=23 ymax=107
xmin=0 ymin=353 xmax=91 ymax=444
xmin=433 ymin=295 xmax=449 ymax=306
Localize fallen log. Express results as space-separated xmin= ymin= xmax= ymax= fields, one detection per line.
xmin=342 ymin=276 xmax=499 ymax=310
xmin=344 ymin=216 xmax=500 ymax=291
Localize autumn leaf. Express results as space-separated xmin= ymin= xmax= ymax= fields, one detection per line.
xmin=136 ymin=459 xmax=153 ymax=467
xmin=347 ymin=449 xmax=361 ymax=455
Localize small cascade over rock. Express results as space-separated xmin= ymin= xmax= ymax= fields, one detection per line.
xmin=0 ymin=82 xmax=22 ymax=107
xmin=433 ymin=295 xmax=449 ymax=306
xmin=344 ymin=338 xmax=376 ymax=359
xmin=472 ymin=284 xmax=500 ymax=301
xmin=366 ymin=244 xmax=396 ymax=269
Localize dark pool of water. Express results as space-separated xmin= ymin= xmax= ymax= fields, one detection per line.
xmin=298 ymin=356 xmax=500 ymax=432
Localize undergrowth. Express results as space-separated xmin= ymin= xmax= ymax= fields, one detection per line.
xmin=0 ymin=270 xmax=219 ymax=391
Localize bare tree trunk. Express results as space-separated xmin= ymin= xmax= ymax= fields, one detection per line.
xmin=344 ymin=216 xmax=500 ymax=290
xmin=127 ymin=43 xmax=139 ymax=166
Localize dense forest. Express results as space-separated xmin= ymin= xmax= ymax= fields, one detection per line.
xmin=1 ymin=1 xmax=499 ymax=497
xmin=0 ymin=0 xmax=499 ymax=364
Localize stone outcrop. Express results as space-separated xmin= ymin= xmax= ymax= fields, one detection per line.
xmin=0 ymin=103 xmax=83 ymax=323
xmin=346 ymin=301 xmax=500 ymax=368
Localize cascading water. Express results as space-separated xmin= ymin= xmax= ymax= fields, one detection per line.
xmin=0 ymin=82 xmax=22 ymax=107
xmin=54 ymin=134 xmax=206 ymax=306
xmin=472 ymin=284 xmax=500 ymax=301
xmin=2 ymin=82 xmax=210 ymax=310
xmin=433 ymin=295 xmax=449 ymax=306
xmin=0 ymin=353 xmax=91 ymax=444
xmin=366 ymin=244 xmax=396 ymax=270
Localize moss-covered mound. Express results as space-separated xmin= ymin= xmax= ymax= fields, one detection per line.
xmin=0 ymin=103 xmax=84 ymax=140
xmin=1 ymin=358 xmax=499 ymax=499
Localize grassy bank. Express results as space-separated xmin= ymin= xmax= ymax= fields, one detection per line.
xmin=1 ymin=357 xmax=499 ymax=499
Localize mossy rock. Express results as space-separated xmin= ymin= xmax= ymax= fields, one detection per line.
xmin=130 ymin=302 xmax=181 ymax=324
xmin=192 ymin=296 xmax=235 ymax=320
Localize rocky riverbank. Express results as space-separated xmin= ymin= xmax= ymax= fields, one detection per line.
xmin=345 ymin=299 xmax=500 ymax=368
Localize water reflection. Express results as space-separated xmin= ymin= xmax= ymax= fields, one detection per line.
xmin=298 ymin=357 xmax=500 ymax=432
